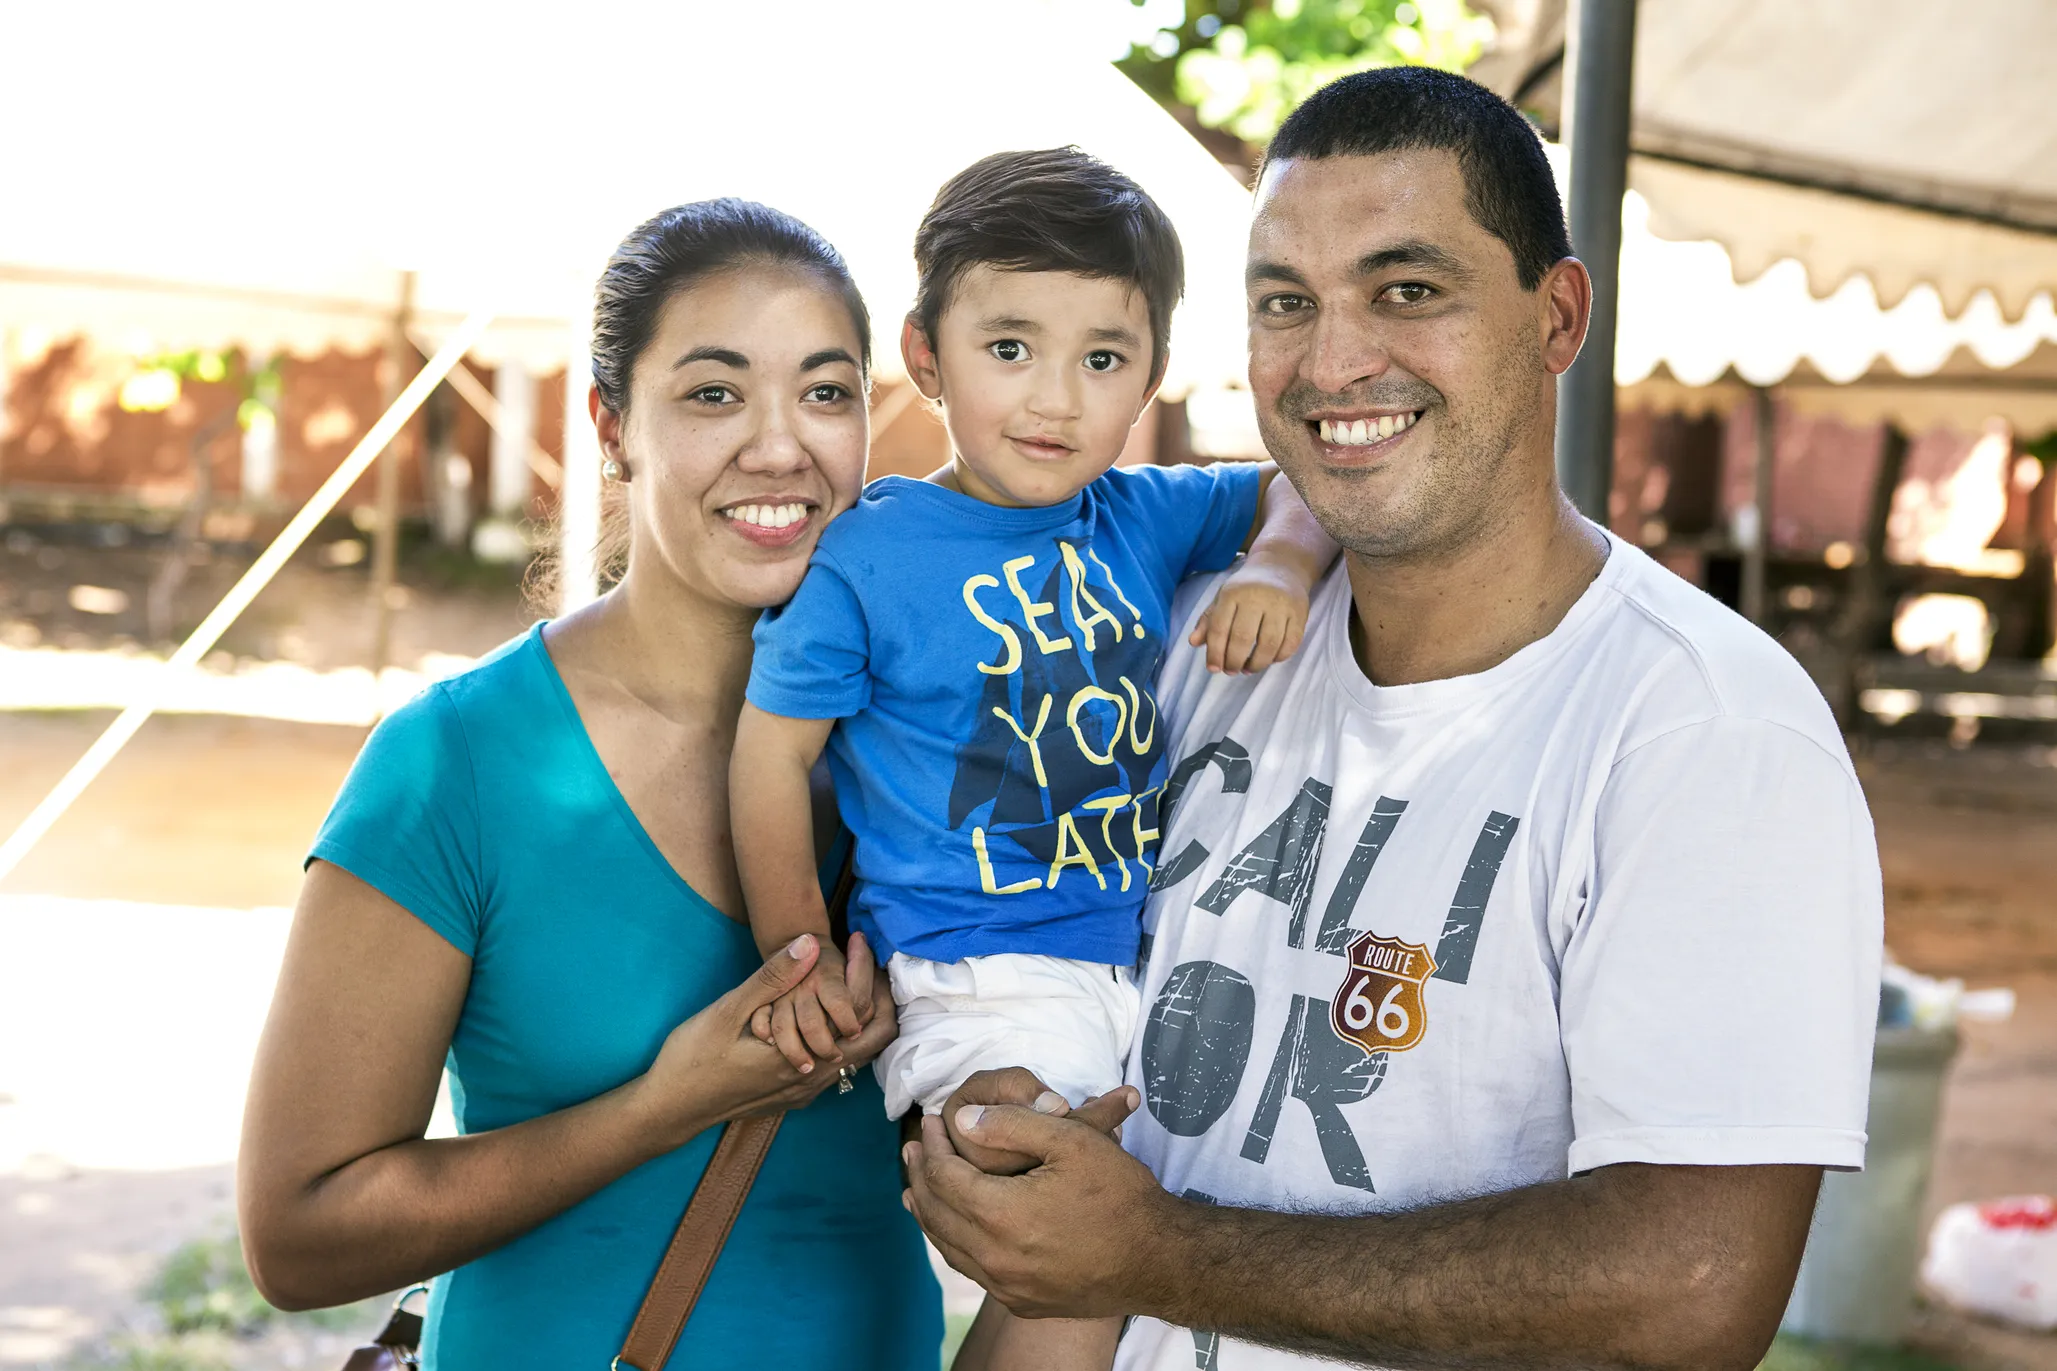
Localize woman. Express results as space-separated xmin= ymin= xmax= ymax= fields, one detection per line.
xmin=238 ymin=200 xmax=942 ymax=1366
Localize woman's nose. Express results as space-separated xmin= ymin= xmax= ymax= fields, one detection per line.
xmin=736 ymin=410 xmax=811 ymax=474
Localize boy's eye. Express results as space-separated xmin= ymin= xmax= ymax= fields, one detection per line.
xmin=1382 ymin=282 xmax=1435 ymax=305
xmin=1083 ymin=350 xmax=1123 ymax=373
xmin=989 ymin=339 xmax=1028 ymax=363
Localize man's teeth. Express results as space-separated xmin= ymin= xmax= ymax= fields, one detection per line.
xmin=724 ymin=502 xmax=809 ymax=529
xmin=1318 ymin=413 xmax=1419 ymax=446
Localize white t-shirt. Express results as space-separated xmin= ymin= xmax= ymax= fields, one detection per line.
xmin=1115 ymin=533 xmax=1883 ymax=1371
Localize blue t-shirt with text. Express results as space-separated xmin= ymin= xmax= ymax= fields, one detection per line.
xmin=748 ymin=463 xmax=1263 ymax=964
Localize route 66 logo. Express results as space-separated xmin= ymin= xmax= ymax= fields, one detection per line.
xmin=1331 ymin=930 xmax=1437 ymax=1055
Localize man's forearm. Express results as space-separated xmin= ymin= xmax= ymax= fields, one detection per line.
xmin=1133 ymin=1163 xmax=1819 ymax=1371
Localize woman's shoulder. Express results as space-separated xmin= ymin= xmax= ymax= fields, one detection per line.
xmin=380 ymin=624 xmax=550 ymax=739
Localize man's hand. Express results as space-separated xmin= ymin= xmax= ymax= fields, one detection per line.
xmin=938 ymin=1067 xmax=1137 ymax=1175
xmin=904 ymin=1085 xmax=1169 ymax=1319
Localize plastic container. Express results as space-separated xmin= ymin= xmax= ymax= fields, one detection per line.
xmin=1781 ymin=1025 xmax=1960 ymax=1343
xmin=1921 ymin=1195 xmax=2057 ymax=1330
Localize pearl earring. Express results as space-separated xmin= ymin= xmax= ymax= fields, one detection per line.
xmin=601 ymin=458 xmax=623 ymax=482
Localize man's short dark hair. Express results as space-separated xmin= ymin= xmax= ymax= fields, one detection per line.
xmin=1265 ymin=67 xmax=1571 ymax=290
xmin=913 ymin=147 xmax=1184 ymax=378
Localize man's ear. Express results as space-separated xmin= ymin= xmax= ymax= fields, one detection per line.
xmin=901 ymin=315 xmax=944 ymax=401
xmin=589 ymin=384 xmax=628 ymax=467
xmin=1539 ymin=257 xmax=1592 ymax=377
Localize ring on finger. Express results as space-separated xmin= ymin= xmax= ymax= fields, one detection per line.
xmin=836 ymin=1066 xmax=856 ymax=1094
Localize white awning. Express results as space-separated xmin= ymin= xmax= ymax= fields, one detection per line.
xmin=1476 ymin=0 xmax=2057 ymax=317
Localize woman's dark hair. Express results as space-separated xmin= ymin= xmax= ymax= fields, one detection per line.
xmin=590 ymin=197 xmax=872 ymax=414
xmin=911 ymin=148 xmax=1184 ymax=380
xmin=1265 ymin=67 xmax=1571 ymax=291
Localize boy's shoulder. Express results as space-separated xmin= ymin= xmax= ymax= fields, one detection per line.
xmin=1088 ymin=458 xmax=1256 ymax=520
xmin=813 ymin=475 xmax=934 ymax=555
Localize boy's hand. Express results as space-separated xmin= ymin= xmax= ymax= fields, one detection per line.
xmin=749 ymin=941 xmax=868 ymax=1073
xmin=1190 ymin=554 xmax=1312 ymax=675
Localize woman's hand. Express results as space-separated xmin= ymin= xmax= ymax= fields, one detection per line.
xmin=632 ymin=931 xmax=896 ymax=1151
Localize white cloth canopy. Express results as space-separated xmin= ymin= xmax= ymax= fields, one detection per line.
xmin=0 ymin=1 xmax=1251 ymax=395
xmin=1476 ymin=0 xmax=2057 ymax=317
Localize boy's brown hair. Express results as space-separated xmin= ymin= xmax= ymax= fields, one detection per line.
xmin=911 ymin=147 xmax=1185 ymax=380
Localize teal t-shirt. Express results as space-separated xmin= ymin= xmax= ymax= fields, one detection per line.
xmin=309 ymin=624 xmax=941 ymax=1369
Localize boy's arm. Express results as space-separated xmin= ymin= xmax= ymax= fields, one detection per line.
xmin=732 ymin=702 xmax=837 ymax=956
xmin=732 ymin=703 xmax=868 ymax=1070
xmin=1190 ymin=466 xmax=1341 ymax=673
xmin=1243 ymin=464 xmax=1338 ymax=580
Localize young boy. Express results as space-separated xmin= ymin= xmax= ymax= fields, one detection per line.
xmin=730 ymin=147 xmax=1335 ymax=1364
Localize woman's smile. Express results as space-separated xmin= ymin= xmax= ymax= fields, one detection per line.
xmin=720 ymin=497 xmax=818 ymax=548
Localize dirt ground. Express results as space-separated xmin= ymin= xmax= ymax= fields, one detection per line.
xmin=0 ymin=538 xmax=2052 ymax=1367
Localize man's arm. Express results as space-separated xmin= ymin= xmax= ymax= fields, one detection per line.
xmin=907 ymin=1100 xmax=1818 ymax=1371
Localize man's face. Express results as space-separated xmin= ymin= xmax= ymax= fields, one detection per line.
xmin=1246 ymin=148 xmax=1569 ymax=558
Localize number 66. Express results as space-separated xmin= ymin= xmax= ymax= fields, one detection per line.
xmin=1341 ymin=977 xmax=1410 ymax=1040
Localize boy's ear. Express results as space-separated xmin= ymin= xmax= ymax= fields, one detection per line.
xmin=1135 ymin=347 xmax=1169 ymax=425
xmin=900 ymin=316 xmax=944 ymax=401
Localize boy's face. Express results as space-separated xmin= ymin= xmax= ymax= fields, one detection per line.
xmin=906 ymin=266 xmax=1161 ymax=508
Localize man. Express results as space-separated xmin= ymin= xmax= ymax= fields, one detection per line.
xmin=906 ymin=67 xmax=1883 ymax=1371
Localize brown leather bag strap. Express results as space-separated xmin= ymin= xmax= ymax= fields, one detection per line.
xmin=612 ymin=837 xmax=857 ymax=1369
xmin=613 ymin=1112 xmax=783 ymax=1371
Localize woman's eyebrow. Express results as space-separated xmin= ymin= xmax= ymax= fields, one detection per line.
xmin=673 ymin=345 xmax=749 ymax=370
xmin=800 ymin=347 xmax=859 ymax=371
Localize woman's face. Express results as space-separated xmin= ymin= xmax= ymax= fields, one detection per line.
xmin=597 ymin=264 xmax=869 ymax=611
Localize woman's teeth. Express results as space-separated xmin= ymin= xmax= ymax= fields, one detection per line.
xmin=1318 ymin=413 xmax=1418 ymax=446
xmin=724 ymin=502 xmax=809 ymax=529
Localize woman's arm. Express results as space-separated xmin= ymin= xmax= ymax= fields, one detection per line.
xmin=237 ymin=860 xmax=891 ymax=1310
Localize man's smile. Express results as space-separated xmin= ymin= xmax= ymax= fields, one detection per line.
xmin=1308 ymin=409 xmax=1424 ymax=456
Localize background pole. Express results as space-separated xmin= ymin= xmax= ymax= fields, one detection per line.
xmin=1554 ymin=0 xmax=1639 ymax=523
xmin=369 ymin=270 xmax=418 ymax=672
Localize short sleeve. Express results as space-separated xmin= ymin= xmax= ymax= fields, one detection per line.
xmin=309 ymin=685 xmax=485 ymax=957
xmin=747 ymin=555 xmax=873 ymax=719
xmin=1111 ymin=461 xmax=1264 ymax=581
xmin=1561 ymin=716 xmax=1883 ymax=1174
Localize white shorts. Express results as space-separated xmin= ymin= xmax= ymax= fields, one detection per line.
xmin=874 ymin=952 xmax=1142 ymax=1120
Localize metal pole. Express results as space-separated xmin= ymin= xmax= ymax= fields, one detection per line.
xmin=559 ymin=331 xmax=602 ymax=614
xmin=1742 ymin=386 xmax=1776 ymax=624
xmin=1554 ymin=0 xmax=1639 ymax=523
xmin=369 ymin=270 xmax=417 ymax=673
xmin=0 ymin=313 xmax=493 ymax=887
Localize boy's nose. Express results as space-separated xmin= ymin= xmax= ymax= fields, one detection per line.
xmin=1024 ymin=364 xmax=1083 ymax=421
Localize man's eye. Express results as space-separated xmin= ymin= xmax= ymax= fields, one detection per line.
xmin=1083 ymin=350 xmax=1123 ymax=373
xmin=1383 ymin=282 xmax=1435 ymax=305
xmin=989 ymin=339 xmax=1028 ymax=363
xmin=805 ymin=382 xmax=849 ymax=403
xmin=1259 ymin=294 xmax=1310 ymax=316
xmin=691 ymin=385 xmax=735 ymax=405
